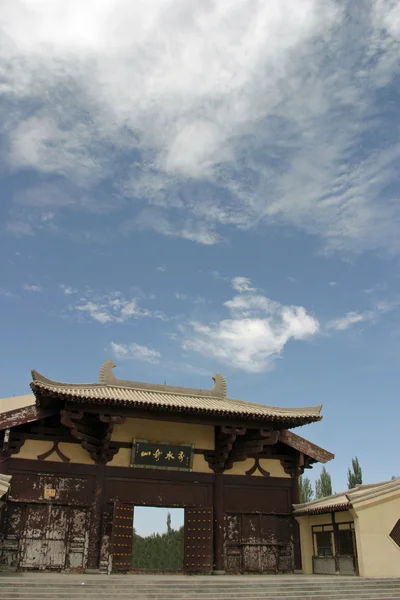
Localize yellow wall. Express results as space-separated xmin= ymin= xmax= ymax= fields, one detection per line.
xmin=13 ymin=422 xmax=296 ymax=479
xmin=13 ymin=440 xmax=95 ymax=465
xmin=225 ymin=458 xmax=291 ymax=478
xmin=353 ymin=494 xmax=400 ymax=578
xmin=12 ymin=418 xmax=215 ymax=473
xmin=111 ymin=417 xmax=215 ymax=449
xmin=296 ymin=515 xmax=313 ymax=574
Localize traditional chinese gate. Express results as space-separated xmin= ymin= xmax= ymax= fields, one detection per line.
xmin=224 ymin=514 xmax=294 ymax=573
xmin=184 ymin=507 xmax=213 ymax=574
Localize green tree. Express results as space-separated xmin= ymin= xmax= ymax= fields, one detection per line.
xmin=315 ymin=466 xmax=332 ymax=499
xmin=167 ymin=512 xmax=172 ymax=534
xmin=299 ymin=475 xmax=314 ymax=503
xmin=132 ymin=515 xmax=184 ymax=571
xmin=347 ymin=457 xmax=362 ymax=489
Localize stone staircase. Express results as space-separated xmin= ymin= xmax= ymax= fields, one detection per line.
xmin=0 ymin=574 xmax=400 ymax=600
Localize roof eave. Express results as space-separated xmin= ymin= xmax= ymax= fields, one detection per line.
xmin=31 ymin=385 xmax=322 ymax=428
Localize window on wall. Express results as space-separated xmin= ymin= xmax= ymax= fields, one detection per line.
xmin=312 ymin=524 xmax=333 ymax=557
xmin=337 ymin=522 xmax=355 ymax=556
xmin=315 ymin=531 xmax=333 ymax=557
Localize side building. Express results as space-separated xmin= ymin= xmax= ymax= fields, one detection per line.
xmin=0 ymin=360 xmax=333 ymax=574
xmin=294 ymin=479 xmax=400 ymax=578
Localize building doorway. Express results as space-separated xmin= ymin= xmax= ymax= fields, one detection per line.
xmin=132 ymin=507 xmax=184 ymax=572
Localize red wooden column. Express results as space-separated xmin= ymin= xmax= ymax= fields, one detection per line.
xmin=213 ymin=471 xmax=225 ymax=574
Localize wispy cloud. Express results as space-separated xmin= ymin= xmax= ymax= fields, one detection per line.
xmin=327 ymin=311 xmax=368 ymax=331
xmin=2 ymin=1 xmax=400 ymax=253
xmin=231 ymin=276 xmax=256 ymax=293
xmin=60 ymin=284 xmax=78 ymax=295
xmin=182 ymin=277 xmax=319 ymax=373
xmin=111 ymin=342 xmax=161 ymax=364
xmin=0 ymin=288 xmax=17 ymax=299
xmin=72 ymin=292 xmax=165 ymax=324
xmin=23 ymin=283 xmax=42 ymax=293
xmin=175 ymin=292 xmax=206 ymax=304
xmin=326 ymin=298 xmax=400 ymax=331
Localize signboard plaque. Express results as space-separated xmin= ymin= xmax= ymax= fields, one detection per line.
xmin=131 ymin=439 xmax=194 ymax=471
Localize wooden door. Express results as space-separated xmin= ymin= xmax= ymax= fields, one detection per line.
xmin=66 ymin=508 xmax=89 ymax=570
xmin=18 ymin=504 xmax=89 ymax=571
xmin=110 ymin=501 xmax=134 ymax=573
xmin=184 ymin=507 xmax=213 ymax=574
xmin=224 ymin=514 xmax=294 ymax=573
xmin=45 ymin=505 xmax=67 ymax=569
xmin=20 ymin=505 xmax=46 ymax=569
xmin=0 ymin=504 xmax=24 ymax=568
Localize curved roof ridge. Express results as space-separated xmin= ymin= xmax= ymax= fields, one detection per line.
xmin=31 ymin=362 xmax=323 ymax=426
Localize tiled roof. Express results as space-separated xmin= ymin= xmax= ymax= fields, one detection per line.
xmin=30 ymin=360 xmax=323 ymax=427
xmin=293 ymin=480 xmax=400 ymax=515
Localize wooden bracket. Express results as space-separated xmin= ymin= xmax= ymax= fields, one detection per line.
xmin=61 ymin=410 xmax=125 ymax=464
xmin=37 ymin=441 xmax=70 ymax=463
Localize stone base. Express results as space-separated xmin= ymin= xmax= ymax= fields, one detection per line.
xmin=212 ymin=570 xmax=226 ymax=576
xmin=85 ymin=569 xmax=102 ymax=574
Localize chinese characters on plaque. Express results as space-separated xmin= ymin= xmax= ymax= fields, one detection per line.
xmin=131 ymin=440 xmax=194 ymax=471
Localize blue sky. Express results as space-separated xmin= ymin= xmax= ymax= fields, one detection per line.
xmin=1 ymin=0 xmax=400 ymax=497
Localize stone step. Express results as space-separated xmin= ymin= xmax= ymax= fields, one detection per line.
xmin=2 ymin=587 xmax=400 ymax=599
xmin=2 ymin=582 xmax=400 ymax=590
xmin=1 ymin=575 xmax=400 ymax=600
xmin=0 ymin=592 xmax=400 ymax=600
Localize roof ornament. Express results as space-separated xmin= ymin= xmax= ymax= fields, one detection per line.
xmin=212 ymin=373 xmax=227 ymax=398
xmin=99 ymin=360 xmax=118 ymax=385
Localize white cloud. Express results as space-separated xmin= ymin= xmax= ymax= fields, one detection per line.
xmin=183 ymin=286 xmax=319 ymax=373
xmin=327 ymin=311 xmax=368 ymax=331
xmin=60 ymin=284 xmax=77 ymax=295
xmin=0 ymin=288 xmax=16 ymax=298
xmin=231 ymin=276 xmax=256 ymax=293
xmin=329 ymin=281 xmax=337 ymax=287
xmin=133 ymin=210 xmax=220 ymax=246
xmin=72 ymin=293 xmax=165 ymax=324
xmin=111 ymin=342 xmax=161 ymax=364
xmin=1 ymin=1 xmax=400 ymax=253
xmin=23 ymin=283 xmax=42 ymax=293
xmin=326 ymin=298 xmax=400 ymax=331
xmin=157 ymin=265 xmax=166 ymax=272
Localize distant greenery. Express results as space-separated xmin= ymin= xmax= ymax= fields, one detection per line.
xmin=132 ymin=512 xmax=184 ymax=571
xmin=347 ymin=457 xmax=362 ymax=489
xmin=315 ymin=466 xmax=333 ymax=499
xmin=299 ymin=475 xmax=314 ymax=503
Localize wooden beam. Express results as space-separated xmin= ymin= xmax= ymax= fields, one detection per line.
xmin=0 ymin=406 xmax=59 ymax=431
xmin=279 ymin=429 xmax=334 ymax=463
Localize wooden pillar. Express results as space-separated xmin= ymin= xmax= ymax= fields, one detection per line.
xmin=213 ymin=471 xmax=225 ymax=574
xmin=87 ymin=464 xmax=105 ymax=571
xmin=292 ymin=453 xmax=303 ymax=572
xmin=332 ymin=511 xmax=340 ymax=574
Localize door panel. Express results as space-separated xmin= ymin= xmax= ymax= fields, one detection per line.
xmin=111 ymin=501 xmax=134 ymax=573
xmin=20 ymin=505 xmax=49 ymax=569
xmin=0 ymin=504 xmax=24 ymax=568
xmin=66 ymin=508 xmax=89 ymax=570
xmin=224 ymin=514 xmax=294 ymax=573
xmin=18 ymin=504 xmax=89 ymax=571
xmin=184 ymin=507 xmax=213 ymax=574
